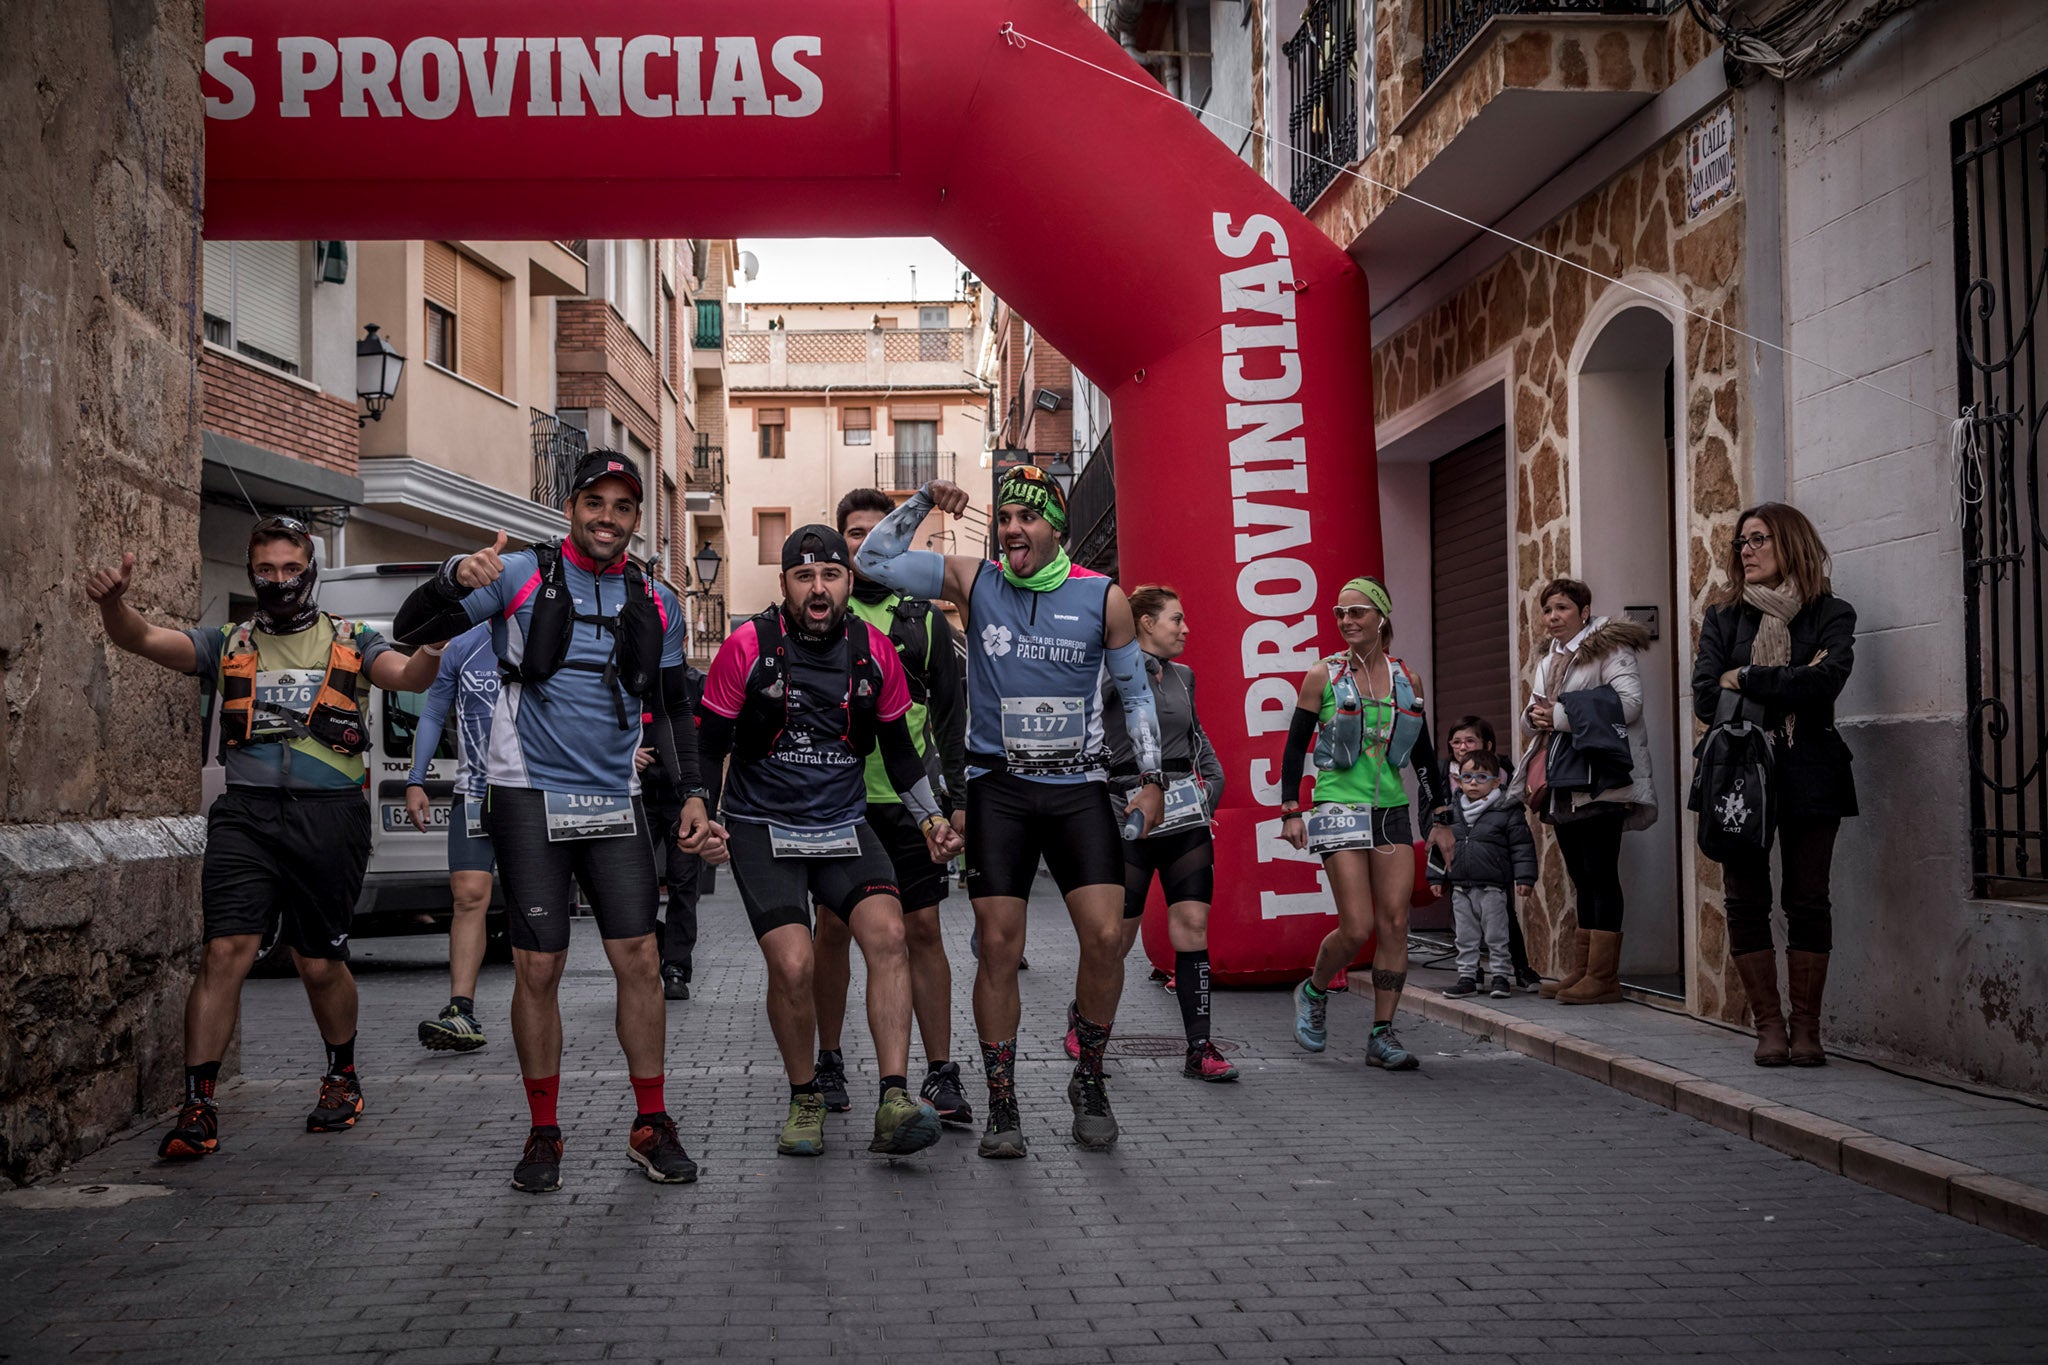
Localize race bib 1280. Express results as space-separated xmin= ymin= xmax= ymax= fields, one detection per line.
xmin=1305 ymin=803 xmax=1376 ymax=854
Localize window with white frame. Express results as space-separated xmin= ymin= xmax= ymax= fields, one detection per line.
xmin=202 ymin=240 xmax=304 ymax=376
xmin=614 ymin=240 xmax=653 ymax=342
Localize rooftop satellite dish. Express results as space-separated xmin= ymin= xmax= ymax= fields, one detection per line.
xmin=738 ymin=250 xmax=760 ymax=283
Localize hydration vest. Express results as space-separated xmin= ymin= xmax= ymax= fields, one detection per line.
xmin=216 ymin=615 xmax=368 ymax=762
xmin=883 ymin=595 xmax=936 ymax=705
xmin=733 ymin=606 xmax=888 ymax=764
xmin=502 ymin=541 xmax=664 ymax=730
xmin=1313 ymin=653 xmax=1425 ymax=774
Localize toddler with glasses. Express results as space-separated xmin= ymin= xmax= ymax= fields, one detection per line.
xmin=1428 ymin=751 xmax=1537 ymax=999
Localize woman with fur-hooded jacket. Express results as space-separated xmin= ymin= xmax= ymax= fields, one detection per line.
xmin=1519 ymin=578 xmax=1658 ymax=1006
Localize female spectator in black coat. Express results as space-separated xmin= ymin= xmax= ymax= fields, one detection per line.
xmin=1692 ymin=502 xmax=1857 ymax=1068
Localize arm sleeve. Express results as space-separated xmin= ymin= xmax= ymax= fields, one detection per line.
xmin=1691 ymin=606 xmax=1733 ymax=726
xmin=876 ymin=714 xmax=942 ymax=824
xmin=852 ymin=486 xmax=947 ymax=600
xmin=924 ymin=610 xmax=969 ymax=806
xmin=1509 ymin=807 xmax=1539 ymax=886
xmin=1740 ymin=601 xmax=1857 ymax=707
xmin=394 ymin=554 xmax=518 ymax=646
xmin=406 ymin=647 xmax=461 ymax=786
xmin=658 ymin=584 xmax=686 ymax=669
xmin=1104 ymin=638 xmax=1162 ymax=773
xmin=696 ymin=705 xmax=733 ymax=813
xmin=1280 ymin=706 xmax=1318 ymax=807
xmin=654 ymin=663 xmax=702 ymax=794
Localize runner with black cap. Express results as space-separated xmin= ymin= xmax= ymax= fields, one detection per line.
xmin=85 ymin=517 xmax=442 ymax=1161
xmin=698 ymin=523 xmax=963 ymax=1158
xmin=855 ymin=469 xmax=1167 ymax=1157
xmin=393 ymin=451 xmax=715 ymax=1194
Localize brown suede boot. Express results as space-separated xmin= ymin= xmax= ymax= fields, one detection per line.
xmin=1539 ymin=928 xmax=1591 ymax=999
xmin=1786 ymin=950 xmax=1830 ymax=1066
xmin=1733 ymin=951 xmax=1790 ymax=1066
xmin=1557 ymin=930 xmax=1623 ymax=1004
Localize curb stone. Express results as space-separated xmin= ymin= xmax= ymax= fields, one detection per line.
xmin=1402 ymin=986 xmax=2048 ymax=1247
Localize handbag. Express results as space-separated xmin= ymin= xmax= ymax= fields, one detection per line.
xmin=1520 ymin=646 xmax=1575 ymax=813
xmin=1689 ymin=688 xmax=1775 ymax=863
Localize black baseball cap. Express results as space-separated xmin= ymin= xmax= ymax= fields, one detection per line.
xmin=569 ymin=451 xmax=644 ymax=502
xmin=781 ymin=523 xmax=850 ymax=570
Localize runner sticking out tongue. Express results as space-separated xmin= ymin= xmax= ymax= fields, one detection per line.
xmin=994 ymin=466 xmax=1073 ymax=591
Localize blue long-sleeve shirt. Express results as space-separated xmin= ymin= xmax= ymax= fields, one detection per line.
xmin=405 ymin=622 xmax=500 ymax=801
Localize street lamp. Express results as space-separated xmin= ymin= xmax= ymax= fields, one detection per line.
xmin=356 ymin=323 xmax=405 ymax=427
xmin=692 ymin=542 xmax=722 ymax=589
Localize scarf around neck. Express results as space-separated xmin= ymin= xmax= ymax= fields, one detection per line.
xmin=1001 ymin=546 xmax=1072 ymax=593
xmin=1743 ymin=582 xmax=1804 ymax=668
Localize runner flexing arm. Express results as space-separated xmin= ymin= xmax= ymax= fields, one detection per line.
xmin=853 ymin=482 xmax=981 ymax=613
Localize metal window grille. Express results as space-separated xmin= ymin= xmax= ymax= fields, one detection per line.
xmin=530 ymin=409 xmax=589 ymax=509
xmin=876 ymin=450 xmax=955 ymax=491
xmin=1284 ymin=0 xmax=1359 ymax=211
xmin=1954 ymin=69 xmax=2048 ymax=897
xmin=1420 ymin=2 xmax=1658 ymax=93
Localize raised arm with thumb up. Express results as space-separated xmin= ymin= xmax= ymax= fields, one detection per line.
xmin=457 ymin=531 xmax=510 ymax=590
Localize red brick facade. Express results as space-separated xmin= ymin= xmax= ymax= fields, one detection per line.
xmin=556 ymin=298 xmax=661 ymax=451
xmin=989 ymin=306 xmax=1075 ymax=455
xmin=199 ymin=346 xmax=359 ymax=477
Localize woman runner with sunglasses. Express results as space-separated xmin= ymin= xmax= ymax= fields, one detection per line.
xmin=1278 ymin=577 xmax=1455 ymax=1071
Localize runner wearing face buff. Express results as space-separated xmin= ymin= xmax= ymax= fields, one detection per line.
xmin=855 ymin=468 xmax=1165 ymax=1159
xmin=1277 ymin=576 xmax=1455 ymax=1072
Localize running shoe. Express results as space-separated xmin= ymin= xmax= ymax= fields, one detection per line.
xmin=1149 ymin=966 xmax=1170 ymax=983
xmin=1516 ymin=966 xmax=1544 ymax=993
xmin=1292 ymin=981 xmax=1328 ymax=1052
xmin=418 ymin=1003 xmax=487 ymax=1052
xmin=978 ymin=1095 xmax=1027 ymax=1160
xmin=778 ymin=1092 xmax=828 ymax=1156
xmin=919 ymin=1062 xmax=974 ymax=1127
xmin=1328 ymin=969 xmax=1350 ymax=992
xmin=869 ymin=1087 xmax=944 ymax=1155
xmin=306 ymin=1072 xmax=364 ymax=1132
xmin=661 ymin=964 xmax=690 ymax=1001
xmin=627 ymin=1114 xmax=698 ymax=1184
xmin=157 ymin=1099 xmax=218 ymax=1161
xmin=1488 ymin=975 xmax=1514 ymax=1000
xmin=1067 ymin=1071 xmax=1119 ymax=1149
xmin=1162 ymin=973 xmax=1177 ymax=993
xmin=512 ymin=1125 xmax=564 ymax=1193
xmin=1183 ymin=1041 xmax=1239 ymax=1082
xmin=1063 ymin=999 xmax=1080 ymax=1061
xmin=815 ymin=1052 xmax=852 ymax=1112
xmin=1442 ymin=976 xmax=1480 ymax=999
xmin=1366 ymin=1028 xmax=1420 ymax=1071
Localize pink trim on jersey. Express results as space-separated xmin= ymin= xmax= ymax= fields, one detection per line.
xmin=561 ymin=537 xmax=629 ymax=575
xmin=505 ymin=570 xmax=543 ymax=617
xmin=864 ymin=622 xmax=914 ymax=723
xmin=701 ymin=623 xmax=763 ymax=719
xmin=1067 ymin=565 xmax=1108 ymax=579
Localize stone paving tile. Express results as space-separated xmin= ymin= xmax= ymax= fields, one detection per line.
xmin=2 ymin=886 xmax=2046 ymax=1362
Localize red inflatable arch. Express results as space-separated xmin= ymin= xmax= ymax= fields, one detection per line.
xmin=204 ymin=0 xmax=1404 ymax=983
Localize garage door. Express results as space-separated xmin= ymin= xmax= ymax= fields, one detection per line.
xmin=1430 ymin=430 xmax=1511 ymax=747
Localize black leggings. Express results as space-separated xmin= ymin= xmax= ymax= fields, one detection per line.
xmin=1121 ymin=825 xmax=1215 ymax=919
xmin=1554 ymin=808 xmax=1628 ymax=934
xmin=1723 ymin=817 xmax=1839 ymax=956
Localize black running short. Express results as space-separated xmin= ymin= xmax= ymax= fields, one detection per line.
xmin=726 ymin=818 xmax=899 ymax=939
xmin=962 ymin=770 xmax=1122 ymax=901
xmin=1121 ymin=824 xmax=1215 ymax=919
xmin=1310 ymin=803 xmax=1415 ymax=857
xmin=202 ymin=788 xmax=372 ymax=961
xmin=484 ymin=785 xmax=657 ymax=954
xmin=865 ymin=803 xmax=949 ymax=912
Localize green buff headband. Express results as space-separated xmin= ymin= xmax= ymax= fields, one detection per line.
xmin=995 ymin=468 xmax=1069 ymax=532
xmin=1344 ymin=576 xmax=1393 ymax=620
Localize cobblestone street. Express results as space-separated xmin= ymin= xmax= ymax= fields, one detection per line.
xmin=3 ymin=885 xmax=2046 ymax=1363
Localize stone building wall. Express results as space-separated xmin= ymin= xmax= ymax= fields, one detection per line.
xmin=0 ymin=0 xmax=208 ymax=1182
xmin=1365 ymin=110 xmax=1755 ymax=1022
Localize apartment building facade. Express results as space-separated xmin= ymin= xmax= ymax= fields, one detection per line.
xmin=722 ymin=299 xmax=984 ymax=618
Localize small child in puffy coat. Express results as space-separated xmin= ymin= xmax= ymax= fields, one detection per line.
xmin=1429 ymin=751 xmax=1538 ymax=999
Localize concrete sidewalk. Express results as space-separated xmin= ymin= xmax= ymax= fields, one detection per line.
xmin=1398 ymin=947 xmax=2048 ymax=1247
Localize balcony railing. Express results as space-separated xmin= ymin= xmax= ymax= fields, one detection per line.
xmin=693 ymin=300 xmax=723 ymax=350
xmin=691 ymin=438 xmax=725 ymax=494
xmin=688 ymin=592 xmax=728 ymax=661
xmin=530 ymin=409 xmax=589 ymax=509
xmin=1420 ymin=0 xmax=1660 ymax=92
xmin=876 ymin=450 xmax=956 ymax=492
xmin=1284 ymin=0 xmax=1361 ymax=211
xmin=725 ymin=327 xmax=975 ymax=381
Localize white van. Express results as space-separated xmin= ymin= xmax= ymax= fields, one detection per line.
xmin=215 ymin=562 xmax=510 ymax=974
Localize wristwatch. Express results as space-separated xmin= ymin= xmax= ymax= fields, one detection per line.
xmin=1138 ymin=770 xmax=1166 ymax=790
xmin=1432 ymin=807 xmax=1454 ymax=827
xmin=681 ymin=786 xmax=711 ymax=803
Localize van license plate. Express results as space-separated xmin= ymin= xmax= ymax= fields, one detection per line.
xmin=382 ymin=802 xmax=448 ymax=832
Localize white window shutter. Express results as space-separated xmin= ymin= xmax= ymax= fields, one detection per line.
xmin=233 ymin=240 xmax=303 ymax=369
xmin=201 ymin=240 xmax=234 ymax=324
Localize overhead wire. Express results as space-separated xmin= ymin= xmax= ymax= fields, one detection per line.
xmin=996 ymin=20 xmax=1955 ymax=428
